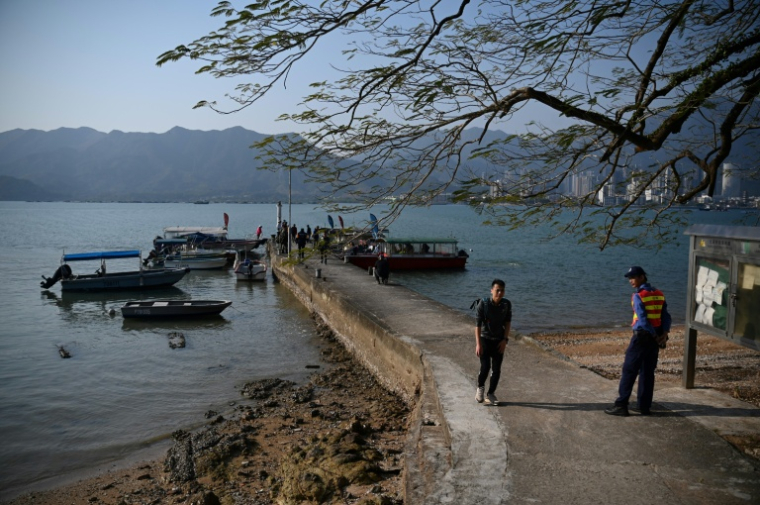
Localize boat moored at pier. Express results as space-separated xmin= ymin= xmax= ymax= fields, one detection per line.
xmin=40 ymin=250 xmax=189 ymax=292
xmin=343 ymin=237 xmax=469 ymax=270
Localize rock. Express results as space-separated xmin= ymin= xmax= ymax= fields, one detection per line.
xmin=168 ymin=332 xmax=185 ymax=349
xmin=279 ymin=429 xmax=383 ymax=503
xmin=239 ymin=378 xmax=295 ymax=400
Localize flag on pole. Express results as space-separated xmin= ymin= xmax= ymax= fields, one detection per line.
xmin=223 ymin=213 xmax=229 ymax=229
xmin=369 ymin=213 xmax=379 ymax=239
xmin=338 ymin=216 xmax=344 ymax=229
xmin=327 ymin=215 xmax=335 ymax=229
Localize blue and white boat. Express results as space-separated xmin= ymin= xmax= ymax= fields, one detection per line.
xmin=40 ymin=250 xmax=190 ymax=292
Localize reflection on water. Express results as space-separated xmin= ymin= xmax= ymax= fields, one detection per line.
xmin=43 ymin=286 xmax=188 ymax=307
xmin=121 ymin=315 xmax=233 ymax=331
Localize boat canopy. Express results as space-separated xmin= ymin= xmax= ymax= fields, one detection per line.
xmin=63 ymin=250 xmax=141 ymax=262
xmin=154 ymin=238 xmax=188 ymax=245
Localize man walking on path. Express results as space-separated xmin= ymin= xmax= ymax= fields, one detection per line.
xmin=475 ymin=279 xmax=512 ymax=406
xmin=605 ymin=266 xmax=671 ymax=417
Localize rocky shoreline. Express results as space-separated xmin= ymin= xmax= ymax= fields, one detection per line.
xmin=6 ymin=317 xmax=410 ymax=505
xmin=7 ymin=323 xmax=760 ymax=504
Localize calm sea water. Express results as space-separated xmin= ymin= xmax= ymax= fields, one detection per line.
xmin=0 ymin=201 xmax=751 ymax=498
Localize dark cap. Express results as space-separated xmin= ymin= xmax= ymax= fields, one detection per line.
xmin=624 ymin=266 xmax=646 ymax=278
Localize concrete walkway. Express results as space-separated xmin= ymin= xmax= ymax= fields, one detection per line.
xmin=271 ymin=249 xmax=760 ymax=504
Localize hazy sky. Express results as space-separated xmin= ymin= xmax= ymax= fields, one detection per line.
xmin=0 ymin=1 xmax=567 ymax=137
xmin=0 ymin=0 xmax=323 ymax=135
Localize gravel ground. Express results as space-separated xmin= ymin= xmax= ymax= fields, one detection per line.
xmin=531 ymin=325 xmax=760 ymax=460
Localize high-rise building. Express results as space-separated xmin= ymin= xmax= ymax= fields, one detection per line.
xmin=722 ymin=163 xmax=742 ymax=198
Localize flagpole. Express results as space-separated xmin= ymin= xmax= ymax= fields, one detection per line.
xmin=288 ymin=168 xmax=292 ymax=256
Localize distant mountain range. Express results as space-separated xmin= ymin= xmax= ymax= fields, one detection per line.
xmin=0 ymin=127 xmax=323 ymax=202
xmin=0 ymin=126 xmax=755 ymax=202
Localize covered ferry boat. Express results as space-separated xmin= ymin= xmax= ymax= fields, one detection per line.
xmin=343 ymin=237 xmax=468 ymax=270
xmin=40 ymin=250 xmax=189 ymax=292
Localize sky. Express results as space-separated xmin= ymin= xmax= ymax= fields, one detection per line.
xmin=0 ymin=0 xmax=567 ymax=137
xmin=0 ymin=0 xmax=320 ymax=135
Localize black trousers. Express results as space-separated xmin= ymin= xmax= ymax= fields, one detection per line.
xmin=478 ymin=338 xmax=505 ymax=394
xmin=615 ymin=330 xmax=660 ymax=411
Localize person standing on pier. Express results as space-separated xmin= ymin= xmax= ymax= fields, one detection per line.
xmin=475 ymin=279 xmax=512 ymax=406
xmin=605 ymin=266 xmax=671 ymax=417
xmin=374 ymin=253 xmax=390 ymax=285
xmin=296 ymin=228 xmax=308 ymax=260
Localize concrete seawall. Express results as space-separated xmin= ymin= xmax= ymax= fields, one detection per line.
xmin=268 ymin=245 xmax=470 ymax=502
xmin=269 ymin=244 xmax=760 ymax=505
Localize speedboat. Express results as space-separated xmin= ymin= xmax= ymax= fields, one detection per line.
xmin=233 ymin=251 xmax=267 ymax=281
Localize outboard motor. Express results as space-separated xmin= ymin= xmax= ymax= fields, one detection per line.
xmin=40 ymin=264 xmax=72 ymax=289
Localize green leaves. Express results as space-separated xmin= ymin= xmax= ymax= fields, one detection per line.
xmin=157 ymin=0 xmax=760 ymax=250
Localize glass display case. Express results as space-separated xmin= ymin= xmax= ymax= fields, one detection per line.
xmin=683 ymin=224 xmax=760 ymax=387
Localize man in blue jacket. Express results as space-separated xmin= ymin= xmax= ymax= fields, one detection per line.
xmin=606 ymin=266 xmax=671 ymax=417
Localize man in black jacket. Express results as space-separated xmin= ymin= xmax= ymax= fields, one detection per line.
xmin=374 ymin=254 xmax=390 ymax=285
xmin=475 ymin=279 xmax=512 ymax=406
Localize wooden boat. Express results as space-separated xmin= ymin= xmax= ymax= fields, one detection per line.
xmin=40 ymin=250 xmax=189 ymax=292
xmin=233 ymin=251 xmax=267 ymax=281
xmin=343 ymin=237 xmax=469 ymax=270
xmin=121 ymin=299 xmax=232 ymax=318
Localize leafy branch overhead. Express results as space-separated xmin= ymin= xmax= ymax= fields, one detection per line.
xmin=158 ymin=0 xmax=760 ymax=249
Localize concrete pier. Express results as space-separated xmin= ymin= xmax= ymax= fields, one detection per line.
xmin=269 ymin=246 xmax=760 ymax=504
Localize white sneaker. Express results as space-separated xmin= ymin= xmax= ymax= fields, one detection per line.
xmin=485 ymin=393 xmax=498 ymax=406
xmin=475 ymin=387 xmax=485 ymax=403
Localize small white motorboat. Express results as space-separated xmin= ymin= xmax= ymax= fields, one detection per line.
xmin=121 ymin=299 xmax=232 ymax=318
xmin=233 ymin=251 xmax=267 ymax=281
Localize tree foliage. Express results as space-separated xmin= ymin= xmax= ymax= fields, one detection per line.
xmin=158 ymin=0 xmax=760 ymax=249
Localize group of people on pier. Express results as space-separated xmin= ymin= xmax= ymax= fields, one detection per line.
xmin=275 ymin=220 xmax=332 ymax=263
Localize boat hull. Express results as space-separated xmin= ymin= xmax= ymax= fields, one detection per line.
xmin=234 ymin=266 xmax=267 ymax=281
xmin=233 ymin=260 xmax=267 ymax=281
xmin=121 ymin=299 xmax=232 ymax=318
xmin=164 ymin=256 xmax=228 ymax=270
xmin=60 ymin=268 xmax=189 ymax=292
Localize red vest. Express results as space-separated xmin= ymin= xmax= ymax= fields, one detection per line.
xmin=631 ymin=288 xmax=665 ymax=328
